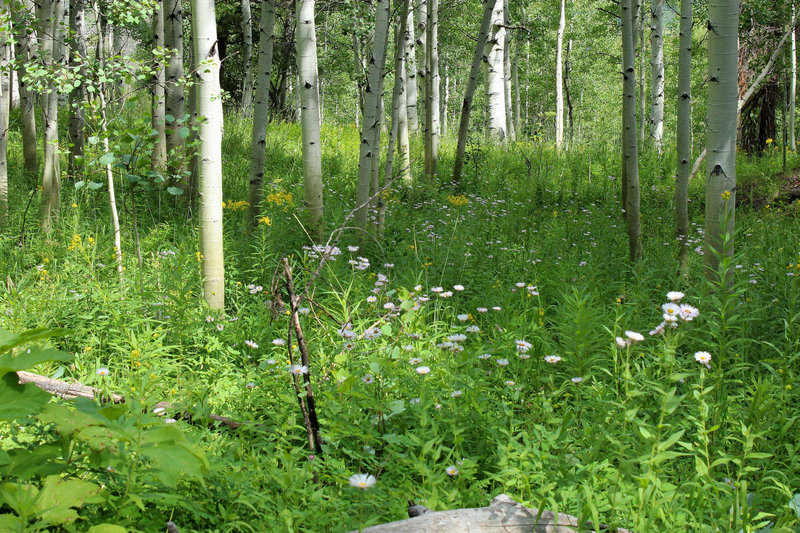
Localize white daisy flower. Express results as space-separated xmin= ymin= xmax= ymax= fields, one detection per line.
xmin=349 ymin=473 xmax=376 ymax=490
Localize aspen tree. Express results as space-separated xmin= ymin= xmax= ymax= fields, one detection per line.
xmin=151 ymin=0 xmax=167 ymax=169
xmin=247 ymin=0 xmax=276 ymax=227
xmin=485 ymin=0 xmax=506 ymax=141
xmin=452 ymin=0 xmax=494 ymax=184
xmin=241 ymin=0 xmax=253 ymax=113
xmin=192 ymin=0 xmax=225 ymax=309
xmin=68 ymin=0 xmax=87 ymax=177
xmin=12 ymin=0 xmax=38 ymax=181
xmin=423 ymin=0 xmax=439 ymax=178
xmin=397 ymin=44 xmax=412 ymax=185
xmin=675 ymin=0 xmax=692 ymax=275
xmin=164 ymin=0 xmax=184 ymax=167
xmin=354 ymin=0 xmax=391 ymax=234
xmin=704 ymin=0 xmax=738 ymax=277
xmin=296 ymin=0 xmax=324 ymax=241
xmin=0 ymin=9 xmax=7 ymax=222
xmin=621 ymin=0 xmax=642 ymax=261
xmin=502 ymin=0 xmax=513 ymax=141
xmin=404 ymin=5 xmax=418 ymax=132
xmin=650 ymin=0 xmax=665 ymax=152
xmin=555 ymin=0 xmax=565 ymax=150
xmin=791 ymin=1 xmax=797 ymax=151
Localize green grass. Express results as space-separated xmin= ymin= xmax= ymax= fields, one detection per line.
xmin=1 ymin=116 xmax=800 ymax=532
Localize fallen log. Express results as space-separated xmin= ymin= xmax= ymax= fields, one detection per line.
xmin=17 ymin=371 xmax=243 ymax=429
xmin=353 ymin=494 xmax=632 ymax=533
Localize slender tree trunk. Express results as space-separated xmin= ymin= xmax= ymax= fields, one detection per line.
xmin=485 ymin=0 xmax=506 ymax=141
xmin=152 ymin=0 xmax=167 ymax=169
xmin=503 ymin=0 xmax=514 ymax=141
xmin=397 ymin=57 xmax=412 ymax=184
xmin=424 ymin=0 xmax=439 ymax=178
xmin=417 ymin=0 xmax=427 ymax=135
xmin=621 ymin=0 xmax=642 ymax=261
xmin=649 ymin=0 xmax=665 ymax=152
xmin=791 ymin=1 xmax=797 ymax=151
xmin=192 ymin=0 xmax=225 ymax=309
xmin=452 ymin=0 xmax=494 ymax=183
xmin=355 ymin=0 xmax=391 ymax=234
xmin=246 ymin=0 xmax=276 ymax=227
xmin=440 ymin=67 xmax=447 ymax=137
xmin=379 ymin=0 xmax=411 ymax=234
xmin=404 ymin=4 xmax=419 ymax=132
xmin=565 ymin=38 xmax=574 ymax=145
xmin=164 ymin=0 xmax=184 ymax=168
xmin=241 ymin=0 xmax=254 ymax=113
xmin=13 ymin=0 xmax=38 ymax=182
xmin=513 ymin=22 xmax=522 ymax=137
xmin=0 ymin=11 xmax=7 ymax=222
xmin=676 ymin=0 xmax=692 ymax=276
xmin=704 ymin=0 xmax=738 ymax=277
xmin=40 ymin=0 xmax=65 ymax=234
xmin=555 ymin=0 xmax=565 ymax=150
xmin=68 ymin=0 xmax=87 ymax=178
xmin=636 ymin=0 xmax=646 ymax=143
xmin=98 ymin=93 xmax=124 ymax=276
xmin=296 ymin=0 xmax=324 ymax=242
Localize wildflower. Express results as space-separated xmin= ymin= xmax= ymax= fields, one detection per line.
xmin=289 ymin=364 xmax=309 ymax=375
xmin=450 ymin=390 xmax=462 ymax=398
xmin=348 ymin=245 xmax=359 ymax=252
xmin=272 ymin=339 xmax=286 ymax=346
xmin=410 ymin=397 xmax=421 ymax=404
xmin=476 ymin=307 xmax=488 ymax=313
xmin=515 ymin=340 xmax=532 ymax=353
xmin=446 ymin=465 xmax=459 ymax=476
xmin=383 ymin=302 xmax=396 ymax=311
xmin=515 ymin=282 xmax=526 ymax=288
xmin=153 ymin=407 xmax=166 ymax=414
xmin=362 ymin=374 xmax=375 ymax=384
xmin=440 ymin=291 xmax=454 ymax=298
xmin=164 ymin=418 xmax=177 ymax=424
xmin=478 ymin=353 xmax=492 ymax=360
xmin=453 ymin=284 xmax=465 ymax=291
xmin=662 ymin=303 xmax=680 ymax=317
xmin=492 ymin=306 xmax=502 ymax=311
xmin=266 ymin=359 xmax=277 ymax=366
xmin=367 ymin=295 xmax=377 ymax=303
xmin=246 ymin=382 xmax=256 ymax=389
xmin=216 ymin=323 xmax=224 ymax=332
xmin=409 ymin=357 xmax=423 ymax=365
xmin=349 ymin=473 xmax=377 ymax=490
xmin=414 ymin=284 xmax=423 ymax=292
xmin=694 ymin=351 xmax=712 ymax=365
xmin=298 ymin=307 xmax=311 ymax=315
xmin=96 ymin=368 xmax=110 ymax=376
xmin=416 ymin=366 xmax=431 ymax=375
xmin=107 ymin=466 xmax=116 ymax=473
xmin=402 ymin=344 xmax=414 ymax=351
xmin=625 ymin=330 xmax=644 ymax=342
xmin=505 ymin=380 xmax=516 ymax=386
xmin=571 ymin=377 xmax=584 ymax=383
xmin=343 ymin=341 xmax=356 ymax=350
xmin=666 ymin=291 xmax=685 ymax=302
xmin=364 ymin=327 xmax=383 ymax=340
xmin=496 ymin=358 xmax=509 ymax=366
xmin=663 ymin=313 xmax=678 ymax=323
xmin=649 ymin=323 xmax=666 ymax=336
xmin=456 ymin=314 xmax=469 ymax=322
xmin=544 ymin=355 xmax=562 ymax=364
xmin=466 ymin=325 xmax=480 ymax=333
xmin=205 ymin=316 xmax=214 ymax=323
xmin=519 ymin=353 xmax=530 ymax=360
xmin=245 ymin=340 xmax=259 ymax=349
xmin=446 ymin=334 xmax=467 ymax=342
xmin=679 ymin=304 xmax=699 ymax=321
xmin=431 ymin=286 xmax=444 ymax=293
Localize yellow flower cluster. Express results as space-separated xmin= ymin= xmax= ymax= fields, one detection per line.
xmin=258 ymin=216 xmax=272 ymax=226
xmin=68 ymin=234 xmax=82 ymax=251
xmin=446 ymin=195 xmax=469 ymax=207
xmin=267 ymin=190 xmax=294 ymax=209
xmin=222 ymin=200 xmax=250 ymax=211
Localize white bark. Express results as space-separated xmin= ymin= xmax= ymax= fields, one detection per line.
xmin=424 ymin=0 xmax=439 ymax=178
xmin=621 ymin=0 xmax=642 ymax=260
xmin=0 ymin=11 xmax=7 ymax=222
xmin=151 ymin=0 xmax=167 ymax=169
xmin=296 ymin=0 xmax=324 ymax=241
xmin=676 ymin=0 xmax=692 ymax=275
xmin=485 ymin=0 xmax=506 ymax=141
xmin=555 ymin=0 xmax=565 ymax=150
xmin=404 ymin=5 xmax=418 ymax=132
xmin=417 ymin=0 xmax=426 ymax=133
xmin=164 ymin=0 xmax=184 ymax=163
xmin=452 ymin=0 xmax=494 ymax=183
xmin=355 ymin=0 xmax=391 ymax=233
xmin=241 ymin=0 xmax=254 ymax=113
xmin=704 ymin=0 xmax=738 ymax=276
xmin=192 ymin=0 xmax=226 ymax=309
xmin=247 ymin=0 xmax=276 ymax=227
xmin=503 ymin=0 xmax=513 ymax=141
xmin=13 ymin=0 xmax=38 ymax=179
xmin=792 ymin=1 xmax=797 ymax=151
xmin=39 ymin=0 xmax=65 ymax=234
xmin=649 ymin=0 xmax=665 ymax=151
xmin=69 ymin=0 xmax=87 ymax=177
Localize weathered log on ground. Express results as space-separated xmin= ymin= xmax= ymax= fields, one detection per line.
xmin=353 ymin=494 xmax=632 ymax=533
xmin=17 ymin=371 xmax=243 ymax=429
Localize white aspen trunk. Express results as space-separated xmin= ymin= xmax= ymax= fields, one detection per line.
xmin=513 ymin=23 xmax=522 ymax=137
xmin=241 ymin=0 xmax=254 ymax=113
xmin=192 ymin=0 xmax=226 ymax=309
xmin=704 ymin=0 xmax=738 ymax=277
xmin=98 ymin=93 xmax=123 ymax=276
xmin=440 ymin=68 xmax=447 ymax=137
xmin=485 ymin=0 xmax=506 ymax=142
xmin=621 ymin=0 xmax=642 ymax=260
xmin=296 ymin=0 xmax=324 ymax=241
xmin=424 ymin=0 xmax=439 ymax=178
xmin=649 ymin=0 xmax=665 ymax=152
xmin=675 ymin=0 xmax=692 ymax=275
xmin=383 ymin=0 xmax=412 ymax=203
xmin=404 ymin=5 xmax=419 ymax=132
xmin=503 ymin=0 xmax=514 ymax=141
xmin=39 ymin=0 xmax=65 ymax=234
xmin=636 ymin=0 xmax=646 ymax=143
xmin=417 ymin=0 xmax=427 ymax=135
xmin=0 ymin=13 xmax=7 ymax=222
xmin=397 ymin=57 xmax=412 ymax=184
xmin=13 ymin=0 xmax=38 ymax=180
xmin=69 ymin=0 xmax=87 ymax=177
xmin=452 ymin=0 xmax=494 ymax=183
xmin=152 ymin=0 xmax=167 ymax=169
xmin=247 ymin=0 xmax=276 ymax=227
xmin=555 ymin=0 xmax=565 ymax=150
xmin=354 ymin=0 xmax=391 ymax=234
xmin=164 ymin=0 xmax=184 ymax=164
xmin=369 ymin=98 xmax=383 ymax=232
xmin=791 ymin=1 xmax=797 ymax=151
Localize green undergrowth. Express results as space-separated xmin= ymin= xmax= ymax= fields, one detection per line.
xmin=1 ymin=118 xmax=800 ymax=532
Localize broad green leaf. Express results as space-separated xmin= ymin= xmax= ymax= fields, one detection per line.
xmin=88 ymin=524 xmax=128 ymax=533
xmin=36 ymin=475 xmax=103 ymax=525
xmin=139 ymin=425 xmax=209 ymax=487
xmin=0 ymin=345 xmax=73 ymax=376
xmin=74 ymin=180 xmax=86 ymax=190
xmin=0 ymin=328 xmax=68 ymax=355
xmin=0 ymin=372 xmax=52 ymax=420
xmin=2 ymin=445 xmax=64 ymax=480
xmin=179 ymin=126 xmax=191 ymax=139
xmin=87 ymin=181 xmax=104 ymax=190
xmin=789 ymin=493 xmax=800 ymax=518
xmin=98 ymin=153 xmax=115 ymax=166
xmin=167 ymin=186 xmax=183 ymax=196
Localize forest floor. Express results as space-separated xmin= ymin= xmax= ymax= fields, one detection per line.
xmin=1 ymin=121 xmax=800 ymax=532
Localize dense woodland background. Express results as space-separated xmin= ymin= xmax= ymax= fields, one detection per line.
xmin=1 ymin=0 xmax=800 ymax=531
